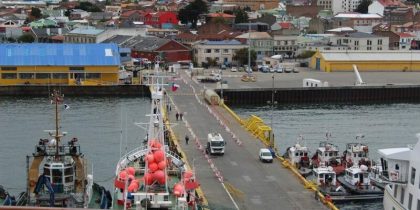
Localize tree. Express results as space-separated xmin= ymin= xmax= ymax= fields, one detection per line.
xmin=178 ymin=0 xmax=208 ymax=29
xmin=30 ymin=7 xmax=42 ymax=19
xmin=76 ymin=1 xmax=102 ymax=12
xmin=233 ymin=48 xmax=257 ymax=66
xmin=18 ymin=34 xmax=35 ymax=43
xmin=234 ymin=8 xmax=248 ymax=24
xmin=355 ymin=0 xmax=372 ymax=14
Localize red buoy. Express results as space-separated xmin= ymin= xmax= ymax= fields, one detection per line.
xmin=154 ymin=170 xmax=166 ymax=184
xmin=154 ymin=150 xmax=165 ymax=162
xmin=158 ymin=160 xmax=166 ymax=170
xmin=148 ymin=162 xmax=158 ymax=172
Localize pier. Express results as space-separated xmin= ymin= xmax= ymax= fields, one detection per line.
xmin=167 ymin=70 xmax=328 ymax=210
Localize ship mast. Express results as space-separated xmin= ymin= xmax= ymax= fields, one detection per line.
xmin=52 ymin=90 xmax=62 ymax=160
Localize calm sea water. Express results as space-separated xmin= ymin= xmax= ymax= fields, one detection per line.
xmin=233 ymin=103 xmax=420 ymax=210
xmin=1 ymin=98 xmax=418 ymax=210
xmin=0 ymin=96 xmax=150 ymax=196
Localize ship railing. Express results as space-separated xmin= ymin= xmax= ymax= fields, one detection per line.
xmin=34 ymin=145 xmax=81 ymax=157
xmin=116 ymin=145 xmax=185 ymax=175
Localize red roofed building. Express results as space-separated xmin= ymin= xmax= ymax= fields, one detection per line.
xmin=397 ymin=32 xmax=416 ymax=50
xmin=144 ymin=12 xmax=178 ymax=28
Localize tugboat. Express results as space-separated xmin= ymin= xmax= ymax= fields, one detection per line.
xmin=310 ymin=163 xmax=348 ymax=201
xmin=284 ymin=135 xmax=311 ymax=177
xmin=312 ymin=134 xmax=345 ymax=175
xmin=336 ymin=165 xmax=383 ymax=198
xmin=342 ymin=135 xmax=371 ymax=168
xmin=26 ymin=90 xmax=111 ymax=208
xmin=113 ymin=62 xmax=200 ymax=209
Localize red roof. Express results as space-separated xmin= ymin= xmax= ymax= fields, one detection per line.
xmin=378 ymin=0 xmax=405 ymax=7
xmin=279 ymin=22 xmax=292 ymax=29
xmin=207 ymin=13 xmax=235 ymax=18
xmin=397 ymin=32 xmax=415 ymax=38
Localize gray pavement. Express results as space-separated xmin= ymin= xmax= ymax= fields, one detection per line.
xmin=167 ymin=70 xmax=327 ymax=210
xmin=201 ymin=66 xmax=420 ymax=89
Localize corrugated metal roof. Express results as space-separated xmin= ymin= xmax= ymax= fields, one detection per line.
xmin=320 ymin=51 xmax=420 ymax=61
xmin=0 ymin=44 xmax=120 ymax=66
xmin=201 ymin=40 xmax=243 ymax=45
xmin=69 ymin=27 xmax=104 ymax=35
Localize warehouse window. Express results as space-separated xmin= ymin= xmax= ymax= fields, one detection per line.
xmin=1 ymin=67 xmax=17 ymax=71
xmin=86 ymin=73 xmax=100 ymax=79
xmin=35 ymin=73 xmax=51 ymax=79
xmin=69 ymin=67 xmax=85 ymax=71
xmin=2 ymin=73 xmax=17 ymax=79
xmin=19 ymin=73 xmax=35 ymax=79
xmin=52 ymin=73 xmax=68 ymax=79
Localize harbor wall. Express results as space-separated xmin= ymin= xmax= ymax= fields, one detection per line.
xmin=217 ymin=85 xmax=420 ymax=105
xmin=0 ymin=85 xmax=150 ymax=97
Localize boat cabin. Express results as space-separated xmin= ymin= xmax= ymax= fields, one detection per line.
xmin=378 ymin=147 xmax=410 ymax=184
xmin=312 ymin=165 xmax=337 ymax=186
xmin=344 ymin=143 xmax=369 ymax=166
xmin=287 ymin=144 xmax=309 ymax=166
xmin=43 ymin=161 xmax=76 ymax=193
xmin=313 ymin=142 xmax=340 ymax=166
xmin=343 ymin=165 xmax=370 ymax=186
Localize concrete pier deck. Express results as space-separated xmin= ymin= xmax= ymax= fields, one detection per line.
xmin=167 ymin=70 xmax=327 ymax=210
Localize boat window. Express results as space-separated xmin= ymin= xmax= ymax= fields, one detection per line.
xmin=354 ymin=153 xmax=356 ymax=157
xmin=52 ymin=169 xmax=62 ymax=176
xmin=394 ymin=185 xmax=398 ymax=197
xmin=411 ymin=167 xmax=416 ymax=185
xmin=395 ymin=164 xmax=400 ymax=170
xmin=43 ymin=168 xmax=50 ymax=175
xmin=295 ymin=152 xmax=298 ymax=156
xmin=354 ymin=174 xmax=358 ymax=178
xmin=304 ymin=152 xmax=308 ymax=157
xmin=319 ymin=174 xmax=324 ymax=178
xmin=53 ymin=176 xmax=63 ymax=183
xmin=300 ymin=152 xmax=303 ymax=156
xmin=65 ymin=167 xmax=73 ymax=175
xmin=65 ymin=176 xmax=73 ymax=183
xmin=334 ymin=152 xmax=338 ymax=156
xmin=329 ymin=152 xmax=333 ymax=156
xmin=400 ymin=188 xmax=405 ymax=204
xmin=358 ymin=153 xmax=362 ymax=157
xmin=408 ymin=193 xmax=412 ymax=210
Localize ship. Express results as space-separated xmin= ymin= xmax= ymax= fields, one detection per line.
xmin=113 ymin=62 xmax=200 ymax=209
xmin=312 ymin=141 xmax=345 ymax=175
xmin=22 ymin=90 xmax=111 ymax=208
xmin=379 ymin=133 xmax=420 ymax=210
xmin=283 ymin=136 xmax=312 ymax=177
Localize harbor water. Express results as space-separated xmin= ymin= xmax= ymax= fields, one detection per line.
xmin=1 ymin=97 xmax=419 ymax=210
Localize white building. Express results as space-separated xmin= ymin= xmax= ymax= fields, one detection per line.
xmin=368 ymin=0 xmax=385 ymax=16
xmin=272 ymin=34 xmax=298 ymax=57
xmin=329 ymin=32 xmax=389 ymax=51
xmin=192 ymin=40 xmax=247 ymax=66
xmin=332 ymin=0 xmax=362 ymax=14
xmin=333 ymin=13 xmax=383 ymax=33
xmin=317 ymin=0 xmax=332 ymax=10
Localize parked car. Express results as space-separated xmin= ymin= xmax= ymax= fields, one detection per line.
xmin=231 ymin=67 xmax=237 ymax=72
xmin=259 ymin=148 xmax=273 ymax=163
xmin=275 ymin=67 xmax=283 ymax=73
xmin=293 ymin=68 xmax=300 ymax=73
xmin=221 ymin=65 xmax=227 ymax=70
xmin=284 ymin=67 xmax=293 ymax=73
xmin=269 ymin=68 xmax=275 ymax=73
xmin=238 ymin=67 xmax=245 ymax=72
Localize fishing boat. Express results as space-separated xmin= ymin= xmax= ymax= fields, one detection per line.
xmin=113 ymin=62 xmax=200 ymax=209
xmin=310 ymin=163 xmax=348 ymax=201
xmin=284 ymin=137 xmax=312 ymax=177
xmin=312 ymin=141 xmax=345 ymax=175
xmin=24 ymin=90 xmax=111 ymax=208
xmin=336 ymin=165 xmax=383 ymax=198
xmin=342 ymin=136 xmax=371 ymax=168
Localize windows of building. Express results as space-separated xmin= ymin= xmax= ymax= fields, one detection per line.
xmin=367 ymin=40 xmax=372 ymax=45
xmin=86 ymin=73 xmax=100 ymax=79
xmin=1 ymin=67 xmax=17 ymax=71
xmin=378 ymin=39 xmax=383 ymax=45
xmin=215 ymin=49 xmax=220 ymax=53
xmin=223 ymin=49 xmax=229 ymax=54
xmin=206 ymin=49 xmax=211 ymax=53
xmin=1 ymin=73 xmax=17 ymax=79
xmin=367 ymin=46 xmax=372 ymax=50
xmin=377 ymin=47 xmax=382 ymax=50
xmin=19 ymin=73 xmax=35 ymax=79
xmin=52 ymin=73 xmax=68 ymax=79
xmin=354 ymin=40 xmax=359 ymax=46
xmin=35 ymin=73 xmax=51 ymax=79
xmin=411 ymin=167 xmax=416 ymax=185
xmin=69 ymin=67 xmax=85 ymax=71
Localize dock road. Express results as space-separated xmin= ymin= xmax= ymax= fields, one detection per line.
xmin=167 ymin=70 xmax=327 ymax=210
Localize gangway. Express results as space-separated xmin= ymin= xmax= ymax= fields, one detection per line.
xmin=353 ymin=64 xmax=366 ymax=86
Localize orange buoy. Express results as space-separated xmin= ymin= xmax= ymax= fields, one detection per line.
xmin=148 ymin=162 xmax=158 ymax=172
xmin=146 ymin=154 xmax=155 ymax=163
xmin=144 ymin=173 xmax=154 ymax=185
xmin=119 ymin=171 xmax=128 ymax=180
xmin=154 ymin=150 xmax=165 ymax=162
xmin=158 ymin=160 xmax=166 ymax=170
xmin=126 ymin=167 xmax=135 ymax=176
xmin=154 ymin=170 xmax=166 ymax=184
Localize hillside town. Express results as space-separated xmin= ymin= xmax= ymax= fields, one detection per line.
xmin=0 ymin=0 xmax=420 ymax=85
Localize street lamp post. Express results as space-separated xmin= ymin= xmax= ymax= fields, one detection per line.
xmin=220 ymin=70 xmax=223 ymax=104
xmin=270 ymin=74 xmax=276 ymax=147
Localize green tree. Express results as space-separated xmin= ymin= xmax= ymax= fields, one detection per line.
xmin=30 ymin=7 xmax=42 ymax=19
xmin=18 ymin=34 xmax=35 ymax=43
xmin=233 ymin=48 xmax=256 ymax=66
xmin=355 ymin=0 xmax=372 ymax=14
xmin=178 ymin=0 xmax=208 ymax=29
xmin=76 ymin=1 xmax=102 ymax=12
xmin=234 ymin=8 xmax=248 ymax=24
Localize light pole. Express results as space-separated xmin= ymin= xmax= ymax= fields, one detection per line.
xmin=220 ymin=69 xmax=223 ymax=104
xmin=248 ymin=20 xmax=251 ymax=75
xmin=270 ymin=74 xmax=276 ymax=147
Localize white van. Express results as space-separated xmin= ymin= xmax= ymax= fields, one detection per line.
xmin=259 ymin=148 xmax=273 ymax=163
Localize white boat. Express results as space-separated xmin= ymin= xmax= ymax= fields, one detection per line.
xmin=113 ymin=62 xmax=200 ymax=209
xmin=336 ymin=165 xmax=383 ymax=197
xmin=312 ymin=140 xmax=345 ymax=175
xmin=380 ymin=134 xmax=420 ymax=210
xmin=284 ymin=138 xmax=311 ymax=177
xmin=343 ymin=140 xmax=371 ymax=168
xmin=310 ymin=164 xmax=348 ymax=201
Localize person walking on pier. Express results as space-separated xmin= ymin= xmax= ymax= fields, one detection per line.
xmin=180 ymin=112 xmax=183 ymax=121
xmin=176 ymin=112 xmax=179 ymax=121
xmin=185 ymin=135 xmax=189 ymax=145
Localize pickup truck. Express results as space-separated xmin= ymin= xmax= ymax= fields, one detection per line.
xmin=196 ymin=73 xmax=221 ymax=83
